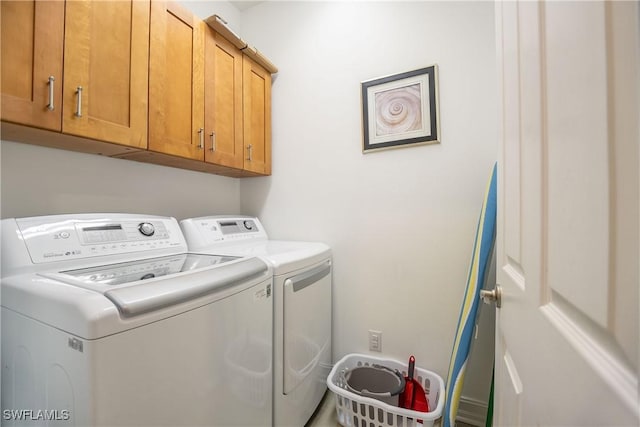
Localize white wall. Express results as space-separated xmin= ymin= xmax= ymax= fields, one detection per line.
xmin=239 ymin=0 xmax=497 ymax=386
xmin=0 ymin=141 xmax=241 ymax=219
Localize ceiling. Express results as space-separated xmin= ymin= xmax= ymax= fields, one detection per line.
xmin=229 ymin=1 xmax=263 ymax=11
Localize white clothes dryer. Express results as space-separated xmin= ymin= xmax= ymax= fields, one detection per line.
xmin=1 ymin=214 xmax=273 ymax=427
xmin=180 ymin=216 xmax=332 ymax=427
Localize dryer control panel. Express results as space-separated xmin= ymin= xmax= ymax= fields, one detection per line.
xmin=14 ymin=214 xmax=187 ymax=264
xmin=180 ymin=216 xmax=268 ymax=251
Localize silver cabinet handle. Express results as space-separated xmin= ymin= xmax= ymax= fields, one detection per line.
xmin=75 ymin=86 xmax=83 ymax=117
xmin=197 ymin=128 xmax=204 ymax=149
xmin=209 ymin=132 xmax=216 ymax=152
xmin=47 ymin=76 xmax=55 ymax=111
xmin=246 ymin=144 xmax=253 ymax=161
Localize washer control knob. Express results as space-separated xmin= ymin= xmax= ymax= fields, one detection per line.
xmin=138 ymin=222 xmax=155 ymax=237
xmin=243 ymin=220 xmax=254 ymax=231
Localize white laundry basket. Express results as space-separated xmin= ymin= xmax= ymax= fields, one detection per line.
xmin=327 ymin=354 xmax=445 ymax=427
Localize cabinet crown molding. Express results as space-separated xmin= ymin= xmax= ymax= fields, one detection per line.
xmin=205 ymin=14 xmax=278 ymax=74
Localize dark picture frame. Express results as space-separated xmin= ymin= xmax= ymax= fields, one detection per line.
xmin=361 ymin=65 xmax=440 ymax=153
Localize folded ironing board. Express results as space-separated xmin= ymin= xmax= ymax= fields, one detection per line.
xmin=443 ymin=163 xmax=497 ymax=427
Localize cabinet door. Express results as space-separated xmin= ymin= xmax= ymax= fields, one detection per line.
xmin=62 ymin=0 xmax=149 ymax=148
xmin=1 ymin=0 xmax=64 ymax=131
xmin=204 ymin=28 xmax=244 ymax=169
xmin=243 ymin=55 xmax=272 ymax=175
xmin=149 ymin=1 xmax=204 ymax=160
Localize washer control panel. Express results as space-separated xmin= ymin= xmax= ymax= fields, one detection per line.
xmin=16 ymin=214 xmax=186 ymax=264
xmin=138 ymin=222 xmax=156 ymax=237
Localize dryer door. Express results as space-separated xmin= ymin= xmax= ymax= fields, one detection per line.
xmin=282 ymin=260 xmax=332 ymax=394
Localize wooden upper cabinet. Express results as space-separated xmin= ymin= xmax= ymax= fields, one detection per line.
xmin=1 ymin=0 xmax=64 ymax=131
xmin=1 ymin=0 xmax=275 ymax=177
xmin=62 ymin=0 xmax=149 ymax=149
xmin=149 ymin=1 xmax=205 ymax=160
xmin=204 ymin=28 xmax=244 ymax=169
xmin=243 ymin=55 xmax=272 ymax=175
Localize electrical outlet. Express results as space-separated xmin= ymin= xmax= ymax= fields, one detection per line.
xmin=369 ymin=330 xmax=382 ymax=352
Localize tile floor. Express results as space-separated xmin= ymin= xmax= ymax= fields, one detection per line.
xmin=306 ymin=392 xmax=340 ymax=427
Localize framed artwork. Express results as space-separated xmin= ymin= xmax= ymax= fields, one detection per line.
xmin=361 ymin=65 xmax=440 ymax=152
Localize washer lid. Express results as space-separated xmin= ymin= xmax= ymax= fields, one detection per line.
xmin=103 ymin=257 xmax=268 ymax=317
xmin=2 ymin=255 xmax=271 ymax=339
xmin=40 ymin=254 xmax=268 ymax=318
xmin=52 ymin=253 xmax=239 ymax=287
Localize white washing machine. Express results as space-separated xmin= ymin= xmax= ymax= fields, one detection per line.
xmin=1 ymin=213 xmax=273 ymax=426
xmin=180 ymin=216 xmax=332 ymax=427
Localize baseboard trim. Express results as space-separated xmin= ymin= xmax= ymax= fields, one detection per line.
xmin=456 ymin=395 xmax=488 ymax=427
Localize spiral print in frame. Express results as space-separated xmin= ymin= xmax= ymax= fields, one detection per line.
xmin=362 ymin=65 xmax=439 ymax=152
xmin=374 ymin=83 xmax=423 ymax=136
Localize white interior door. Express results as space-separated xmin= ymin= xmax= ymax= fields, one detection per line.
xmin=495 ymin=1 xmax=639 ymax=425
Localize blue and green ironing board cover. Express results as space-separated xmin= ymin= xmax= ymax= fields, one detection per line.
xmin=443 ymin=164 xmax=497 ymax=427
